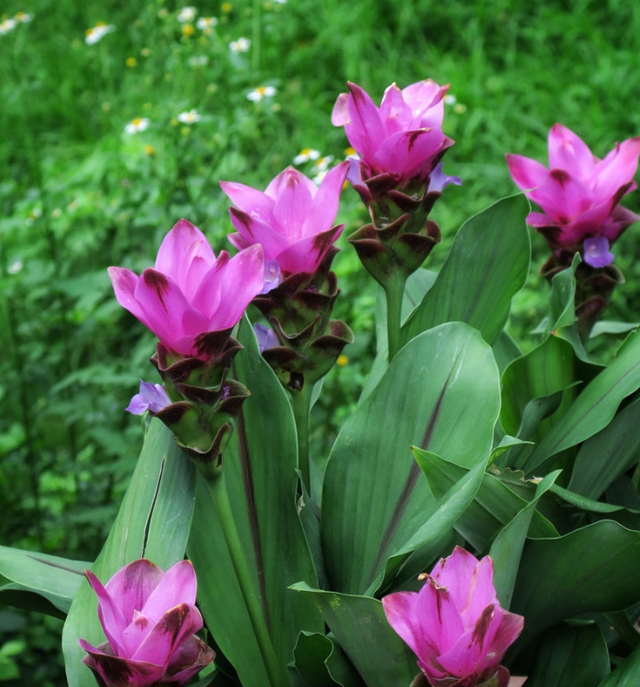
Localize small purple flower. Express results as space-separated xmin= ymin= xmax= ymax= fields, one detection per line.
xmin=260 ymin=259 xmax=282 ymax=294
xmin=126 ymin=381 xmax=171 ymax=415
xmin=253 ymin=324 xmax=279 ymax=353
xmin=583 ymin=236 xmax=615 ymax=268
xmin=428 ymin=162 xmax=462 ymax=193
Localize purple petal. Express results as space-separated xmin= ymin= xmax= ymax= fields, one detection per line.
xmin=401 ymin=79 xmax=448 ymax=129
xmin=373 ymin=128 xmax=445 ymax=178
xmin=140 ymin=560 xmax=198 ymax=623
xmin=165 ymin=636 xmax=215 ymax=684
xmin=104 ymin=559 xmax=165 ymax=626
xmin=85 ymin=571 xmax=128 ymax=657
xmin=583 ymin=236 xmax=614 ymax=268
xmin=505 ymin=154 xmax=548 ymax=191
xmin=132 ymin=603 xmax=203 ymax=667
xmin=302 ymin=161 xmax=349 ymax=238
xmin=276 ymin=224 xmax=343 ymax=275
xmin=80 ymin=639 xmax=165 ymax=686
xmin=154 ymin=220 xmax=217 ymax=299
xmin=379 ymin=83 xmax=413 ymax=135
xmin=548 ymin=124 xmax=597 ymax=180
xmin=259 ymin=260 xmax=282 ymax=294
xmin=344 ymin=82 xmax=386 ymax=162
xmin=592 ymin=137 xmax=640 ymax=202
xmin=272 ymin=168 xmax=315 ymax=241
xmin=331 ymin=92 xmax=352 ymax=126
xmin=254 ymin=324 xmax=280 ymax=352
xmin=227 ymin=208 xmax=291 ymax=262
xmin=429 ymin=163 xmax=462 ymax=193
xmin=219 ymin=180 xmax=275 ymax=221
xmin=126 ymin=381 xmax=171 ymax=415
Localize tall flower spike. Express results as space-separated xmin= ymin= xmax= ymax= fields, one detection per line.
xmin=109 ymin=220 xmax=265 ymax=473
xmin=506 ymin=124 xmax=640 ymax=269
xmin=507 ymin=125 xmax=640 ymax=337
xmin=383 ymin=547 xmax=524 ymax=687
xmin=79 ymin=559 xmax=215 ymax=687
xmin=332 ymin=80 xmax=460 ymax=291
xmin=220 ymin=162 xmax=349 ymax=278
xmin=108 ymin=219 xmax=264 ymax=362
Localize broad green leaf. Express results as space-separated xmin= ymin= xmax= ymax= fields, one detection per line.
xmin=597 ymin=641 xmax=640 ymax=686
xmin=401 ymin=194 xmax=530 ymax=346
xmin=321 ymin=323 xmax=500 ymax=594
xmin=591 ymin=321 xmax=639 ymax=339
xmin=62 ymin=420 xmax=197 ymax=687
xmin=292 ymin=632 xmax=364 ymax=687
xmin=512 ymin=521 xmax=640 ymax=645
xmin=489 ymin=471 xmax=560 ymax=609
xmin=290 ymin=583 xmax=417 ymax=687
xmin=419 ymin=453 xmax=557 ymax=552
xmin=188 ymin=317 xmax=321 ymax=687
xmin=500 ymin=335 xmax=575 ymax=437
xmin=0 ymin=546 xmax=88 ymax=615
xmin=525 ymin=328 xmax=640 ymax=472
xmin=380 ymin=456 xmax=486 ymax=591
xmin=492 ymin=331 xmax=522 ymax=374
xmin=526 ymin=622 xmax=610 ymax=687
xmin=569 ymin=397 xmax=640 ymax=499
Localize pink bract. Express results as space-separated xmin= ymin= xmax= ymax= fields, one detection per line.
xmin=506 ymin=124 xmax=640 ymax=267
xmin=220 ymin=162 xmax=349 ymax=277
xmin=382 ymin=547 xmax=524 ymax=686
xmin=79 ymin=559 xmax=214 ymax=687
xmin=331 ymin=80 xmax=454 ymax=190
xmin=108 ymin=219 xmax=264 ymax=360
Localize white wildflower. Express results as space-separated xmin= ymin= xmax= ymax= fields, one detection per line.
xmin=293 ymin=148 xmax=320 ymax=165
xmin=124 ymin=117 xmax=150 ymax=134
xmin=247 ymin=85 xmax=276 ymax=102
xmin=177 ymin=6 xmax=197 ymax=22
xmin=85 ymin=23 xmax=115 ymax=45
xmin=0 ymin=19 xmax=17 ymax=34
xmin=7 ymin=260 xmax=23 ymax=275
xmin=177 ymin=109 xmax=201 ymax=124
xmin=229 ymin=37 xmax=250 ymax=53
xmin=196 ymin=16 xmax=218 ymax=30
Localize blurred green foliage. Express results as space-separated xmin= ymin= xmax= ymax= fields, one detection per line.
xmin=2 ymin=0 xmax=640 ymax=682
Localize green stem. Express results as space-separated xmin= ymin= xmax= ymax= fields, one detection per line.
xmin=605 ymin=611 xmax=640 ymax=650
xmin=206 ymin=473 xmax=284 ymax=686
xmin=291 ymin=381 xmax=313 ymax=494
xmin=384 ymin=271 xmax=407 ymax=362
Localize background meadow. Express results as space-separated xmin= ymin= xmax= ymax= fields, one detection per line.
xmin=1 ymin=0 xmax=640 ymax=682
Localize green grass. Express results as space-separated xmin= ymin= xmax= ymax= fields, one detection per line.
xmin=2 ymin=0 xmax=640 ymax=681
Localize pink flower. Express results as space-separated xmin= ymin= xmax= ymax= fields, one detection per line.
xmin=220 ymin=163 xmax=349 ymax=277
xmin=382 ymin=547 xmax=523 ymax=687
xmin=506 ymin=124 xmax=640 ymax=268
xmin=79 ymin=559 xmax=214 ymax=687
xmin=331 ymin=80 xmax=455 ymax=194
xmin=108 ymin=219 xmax=264 ymax=360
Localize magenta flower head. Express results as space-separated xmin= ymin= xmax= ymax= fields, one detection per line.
xmin=382 ymin=547 xmax=524 ymax=687
xmin=506 ymin=124 xmax=640 ymax=268
xmin=79 ymin=559 xmax=214 ymax=687
xmin=220 ymin=162 xmax=349 ymax=278
xmin=108 ymin=219 xmax=264 ymax=361
xmin=331 ymin=80 xmax=457 ymax=199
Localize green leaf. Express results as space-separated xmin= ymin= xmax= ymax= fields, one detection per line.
xmin=526 ymin=622 xmax=610 ymax=687
xmin=187 ymin=317 xmax=321 ymax=687
xmin=419 ymin=453 xmax=557 ymax=552
xmin=292 ymin=632 xmax=364 ymax=687
xmin=290 ymin=583 xmax=417 ymax=687
xmin=401 ymin=194 xmax=530 ymax=346
xmin=62 ymin=420 xmax=197 ymax=687
xmin=569 ymin=397 xmax=640 ymax=499
xmin=0 ymin=546 xmax=88 ymax=615
xmin=512 ymin=520 xmax=640 ymax=645
xmin=591 ymin=321 xmax=639 ymax=339
xmin=321 ymin=322 xmax=500 ymax=594
xmin=380 ymin=455 xmax=486 ymax=589
xmin=489 ymin=471 xmax=560 ymax=609
xmin=597 ymin=641 xmax=640 ymax=686
xmin=500 ymin=335 xmax=576 ymax=437
xmin=525 ymin=328 xmax=640 ymax=472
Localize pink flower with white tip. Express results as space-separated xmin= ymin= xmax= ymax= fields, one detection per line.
xmin=382 ymin=547 xmax=524 ymax=687
xmin=331 ymin=80 xmax=458 ymax=199
xmin=506 ymin=124 xmax=640 ymax=268
xmin=220 ymin=162 xmax=349 ymax=278
xmin=79 ymin=559 xmax=214 ymax=687
xmin=108 ymin=219 xmax=264 ymax=361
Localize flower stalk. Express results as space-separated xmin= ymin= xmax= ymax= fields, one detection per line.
xmin=384 ymin=269 xmax=407 ymax=361
xmin=290 ymin=378 xmax=313 ymax=493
